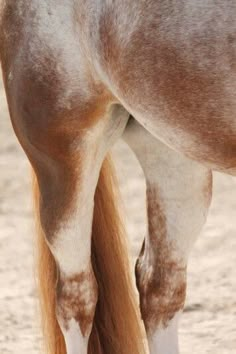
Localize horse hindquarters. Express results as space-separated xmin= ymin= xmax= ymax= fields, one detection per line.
xmin=123 ymin=119 xmax=212 ymax=354
xmin=0 ymin=3 xmax=147 ymax=353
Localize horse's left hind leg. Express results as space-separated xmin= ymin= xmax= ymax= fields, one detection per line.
xmin=123 ymin=119 xmax=212 ymax=354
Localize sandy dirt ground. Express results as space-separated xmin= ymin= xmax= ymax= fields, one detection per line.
xmin=1 ymin=71 xmax=236 ymax=354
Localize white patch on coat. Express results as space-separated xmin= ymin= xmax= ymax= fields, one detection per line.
xmin=123 ymin=119 xmax=212 ymax=260
xmin=60 ymin=318 xmax=89 ymax=354
xmin=148 ymin=313 xmax=181 ymax=354
xmin=14 ymin=0 xmax=94 ymax=107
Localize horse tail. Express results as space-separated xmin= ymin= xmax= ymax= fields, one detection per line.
xmin=33 ymin=155 xmax=146 ymax=354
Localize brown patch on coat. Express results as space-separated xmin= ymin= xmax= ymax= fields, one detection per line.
xmin=135 ymin=186 xmax=186 ymax=335
xmin=28 ymin=89 xmax=112 ymax=242
xmin=57 ymin=265 xmax=98 ymax=337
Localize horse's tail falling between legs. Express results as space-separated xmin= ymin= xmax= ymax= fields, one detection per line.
xmin=33 ymin=155 xmax=145 ymax=354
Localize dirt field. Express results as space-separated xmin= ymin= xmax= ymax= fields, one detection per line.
xmin=1 ymin=71 xmax=236 ymax=354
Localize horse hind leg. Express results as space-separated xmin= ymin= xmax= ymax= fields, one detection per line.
xmin=2 ymin=52 xmax=129 ymax=353
xmin=123 ymin=119 xmax=212 ymax=354
xmin=31 ymin=107 xmax=129 ymax=353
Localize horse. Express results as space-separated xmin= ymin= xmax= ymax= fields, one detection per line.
xmin=0 ymin=0 xmax=236 ymax=353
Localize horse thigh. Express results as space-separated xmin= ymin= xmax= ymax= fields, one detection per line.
xmin=123 ymin=119 xmax=212 ymax=353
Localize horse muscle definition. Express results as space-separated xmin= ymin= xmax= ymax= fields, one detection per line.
xmin=0 ymin=1 xmax=235 ymax=353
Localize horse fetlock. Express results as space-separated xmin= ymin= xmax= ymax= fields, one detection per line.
xmin=57 ymin=265 xmax=98 ymax=338
xmin=136 ymin=253 xmax=186 ymax=335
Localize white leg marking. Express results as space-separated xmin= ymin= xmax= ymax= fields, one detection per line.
xmin=148 ymin=313 xmax=180 ymax=354
xmin=61 ymin=318 xmax=89 ymax=354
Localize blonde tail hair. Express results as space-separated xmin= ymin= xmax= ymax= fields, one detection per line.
xmin=33 ymin=155 xmax=146 ymax=354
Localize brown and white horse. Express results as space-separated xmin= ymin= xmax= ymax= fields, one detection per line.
xmin=0 ymin=1 xmax=236 ymax=353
